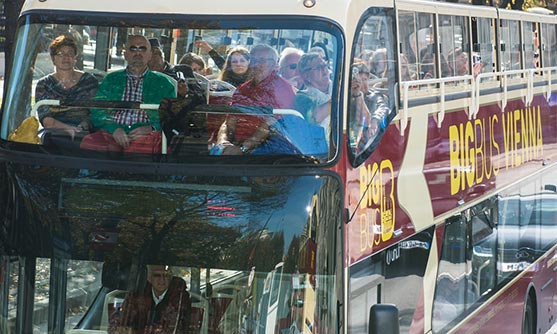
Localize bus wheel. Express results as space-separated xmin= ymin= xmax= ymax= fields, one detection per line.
xmin=522 ymin=296 xmax=535 ymax=334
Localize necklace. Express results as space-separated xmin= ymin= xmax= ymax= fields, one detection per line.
xmin=56 ymin=72 xmax=78 ymax=89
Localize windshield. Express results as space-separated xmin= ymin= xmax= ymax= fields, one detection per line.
xmin=2 ymin=14 xmax=342 ymax=164
xmin=4 ymin=173 xmax=341 ymax=333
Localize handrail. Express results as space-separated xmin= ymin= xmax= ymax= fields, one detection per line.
xmin=31 ymin=99 xmax=60 ymax=117
xmin=401 ymin=67 xmax=557 ymax=136
xmin=399 ymin=75 xmax=472 ymax=134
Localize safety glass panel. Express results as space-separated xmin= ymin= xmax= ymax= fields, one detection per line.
xmin=2 ymin=16 xmax=342 ymax=164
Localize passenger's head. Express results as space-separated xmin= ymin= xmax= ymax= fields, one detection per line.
xmin=399 ymin=53 xmax=413 ymax=81
xmin=310 ymin=42 xmax=329 ymax=63
xmin=179 ymin=52 xmax=207 ymax=75
xmin=224 ymin=46 xmax=250 ymax=75
xmin=299 ymin=52 xmax=330 ymax=93
xmin=147 ymin=38 xmax=165 ymax=72
xmin=147 ymin=265 xmax=173 ymax=297
xmin=124 ymin=35 xmax=152 ymax=74
xmin=351 ymin=62 xmax=371 ymax=94
xmin=369 ymin=48 xmax=387 ymax=77
xmin=279 ymin=47 xmax=303 ymax=80
xmin=49 ymin=35 xmax=78 ymax=70
xmin=448 ymin=47 xmax=469 ymax=76
xmin=249 ymin=44 xmax=279 ymax=83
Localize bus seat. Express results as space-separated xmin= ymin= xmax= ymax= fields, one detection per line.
xmin=189 ymin=292 xmax=209 ymax=334
xmin=208 ymin=79 xmax=236 ymax=105
xmin=207 ymin=284 xmax=242 ymax=332
xmin=273 ymin=109 xmax=305 ymax=119
xmin=101 ymin=289 xmax=127 ymax=330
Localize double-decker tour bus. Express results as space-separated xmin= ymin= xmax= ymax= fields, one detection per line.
xmin=0 ymin=0 xmax=557 ymax=333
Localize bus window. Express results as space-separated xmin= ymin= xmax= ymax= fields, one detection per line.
xmin=472 ymin=16 xmax=496 ymax=78
xmin=398 ymin=10 xmax=436 ymax=80
xmin=499 ymin=19 xmax=521 ymax=76
xmin=541 ymin=23 xmax=557 ymax=67
xmin=348 ymin=8 xmax=396 ymax=165
xmin=523 ymin=21 xmax=538 ymax=69
xmin=433 ymin=215 xmax=475 ymax=333
xmin=439 ymin=14 xmax=470 ymax=78
xmin=0 ymin=174 xmax=340 ymax=334
xmin=2 ymin=16 xmax=341 ymax=164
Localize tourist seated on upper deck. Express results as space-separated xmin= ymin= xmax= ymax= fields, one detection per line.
xmin=294 ymin=52 xmax=332 ymax=144
xmin=80 ymin=34 xmax=177 ymax=154
xmin=211 ymin=45 xmax=324 ymax=155
xmin=278 ymin=47 xmax=304 ymax=90
xmin=35 ymin=35 xmax=99 ymax=141
xmin=216 ymin=46 xmax=251 ymax=87
xmin=349 ymin=62 xmax=391 ymax=154
xmin=108 ymin=265 xmax=191 ymax=334
xmin=447 ymin=47 xmax=469 ymax=77
xmin=179 ymin=52 xmax=212 ymax=77
xmin=148 ymin=37 xmax=190 ymax=98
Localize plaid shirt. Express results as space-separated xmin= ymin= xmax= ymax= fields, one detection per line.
xmin=112 ymin=68 xmax=149 ymax=126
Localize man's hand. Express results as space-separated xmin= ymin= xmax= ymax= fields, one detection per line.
xmin=128 ymin=125 xmax=153 ymax=140
xmin=177 ymin=82 xmax=189 ymax=97
xmin=112 ymin=128 xmax=130 ymax=148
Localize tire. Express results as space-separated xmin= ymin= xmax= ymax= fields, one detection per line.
xmin=522 ymin=296 xmax=535 ymax=334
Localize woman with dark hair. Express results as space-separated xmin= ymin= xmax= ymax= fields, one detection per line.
xmin=35 ymin=34 xmax=99 ymax=137
xmin=218 ymin=46 xmax=251 ymax=87
xmin=194 ymin=41 xmax=251 ymax=86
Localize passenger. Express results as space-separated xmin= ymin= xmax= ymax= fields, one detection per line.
xmin=231 ymin=44 xmax=296 ymax=108
xmin=147 ymin=38 xmax=189 ymax=97
xmin=369 ymin=48 xmax=387 ymax=78
xmin=210 ymin=45 xmax=308 ymax=156
xmin=278 ymin=47 xmax=304 ymax=89
xmin=349 ymin=63 xmax=390 ymax=153
xmin=310 ymin=41 xmax=329 ymax=63
xmin=193 ymin=39 xmax=226 ymax=70
xmin=294 ymin=52 xmax=332 ymax=141
xmin=80 ymin=35 xmax=177 ymax=154
xmin=359 ymin=49 xmax=375 ymax=67
xmin=399 ymin=53 xmax=416 ymax=81
xmin=108 ymin=265 xmax=191 ymax=334
xmin=35 ymin=35 xmax=99 ymax=139
xmin=217 ymin=46 xmax=251 ymax=87
xmin=447 ymin=47 xmax=469 ymax=76
xmin=179 ymin=52 xmax=211 ymax=76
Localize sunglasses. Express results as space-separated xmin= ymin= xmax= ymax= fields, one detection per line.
xmin=305 ymin=63 xmax=328 ymax=72
xmin=54 ymin=51 xmax=76 ymax=58
xmin=128 ymin=46 xmax=148 ymax=52
xmin=287 ymin=63 xmax=297 ymax=70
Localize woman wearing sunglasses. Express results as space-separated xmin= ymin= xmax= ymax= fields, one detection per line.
xmin=278 ymin=47 xmax=304 ymax=89
xmin=294 ymin=52 xmax=332 ymax=145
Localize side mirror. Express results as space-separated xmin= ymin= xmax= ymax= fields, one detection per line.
xmin=368 ymin=304 xmax=400 ymax=334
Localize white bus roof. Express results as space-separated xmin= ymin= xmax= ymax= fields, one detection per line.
xmin=21 ymin=0 xmax=356 ymax=21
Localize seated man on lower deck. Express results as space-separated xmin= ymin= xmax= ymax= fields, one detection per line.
xmin=80 ymin=34 xmax=176 ymax=154
xmin=108 ymin=265 xmax=191 ymax=334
